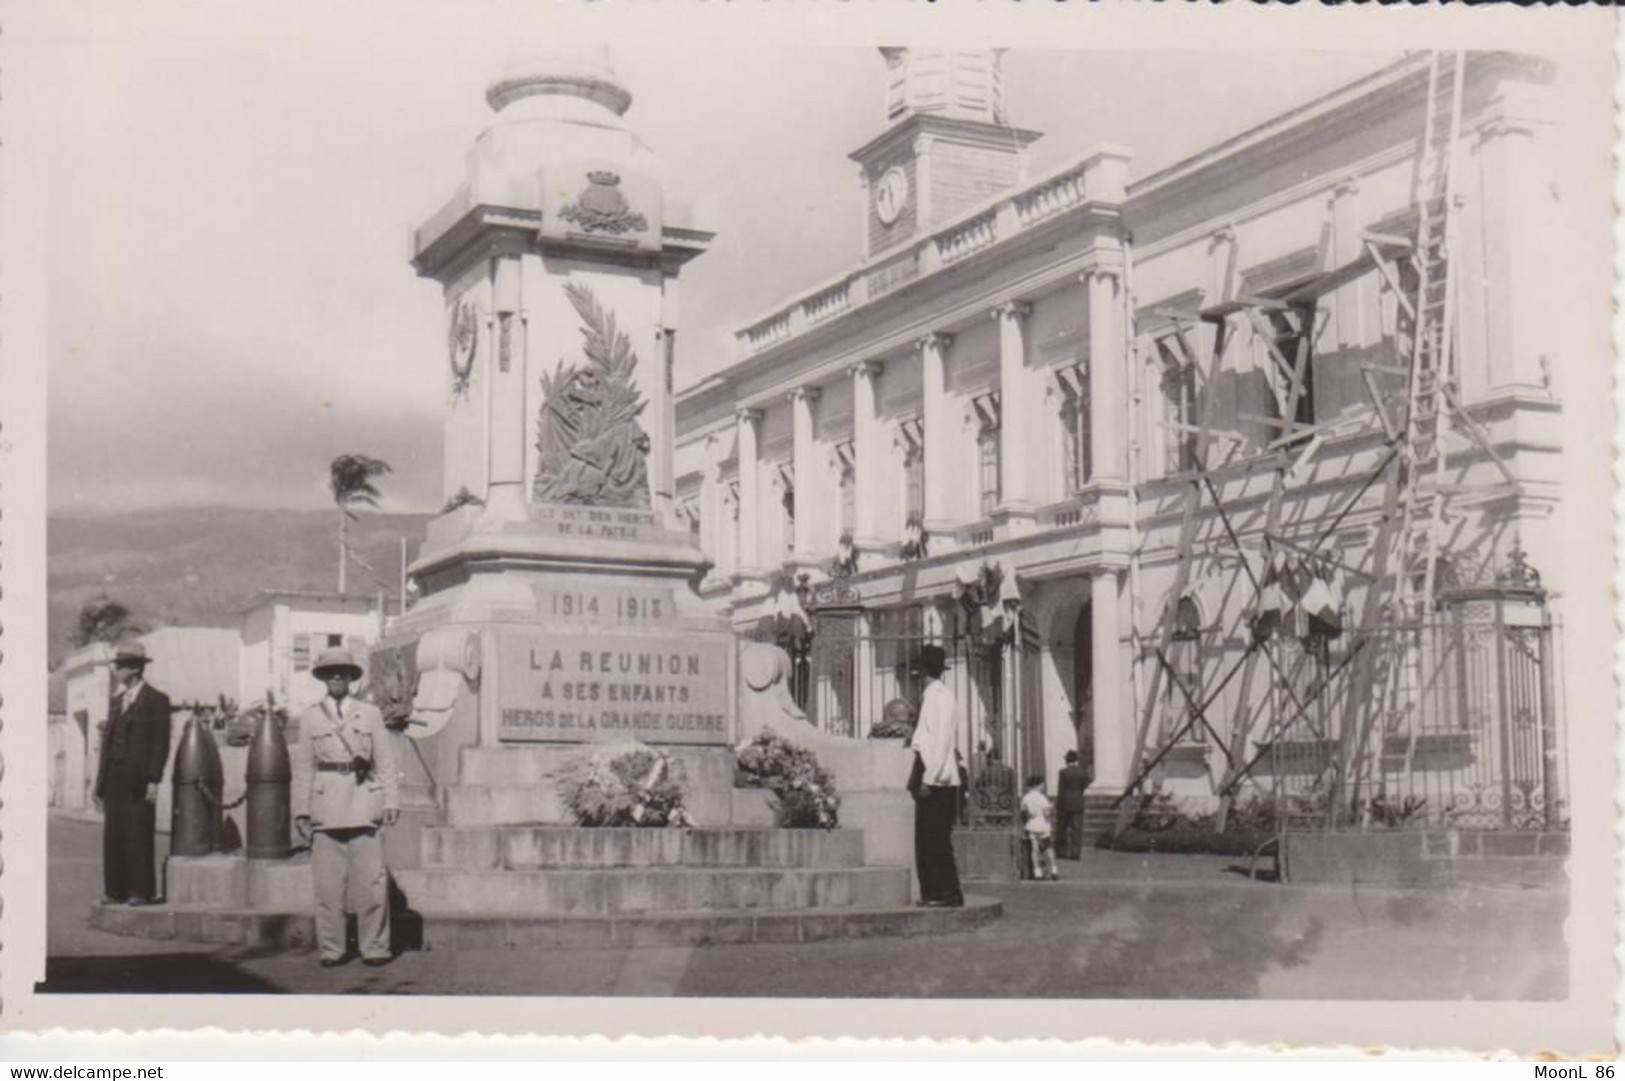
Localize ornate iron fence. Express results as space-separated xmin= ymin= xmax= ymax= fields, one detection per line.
xmin=1257 ymin=577 xmax=1565 ymax=832
xmin=783 ymin=593 xmax=1044 ymax=831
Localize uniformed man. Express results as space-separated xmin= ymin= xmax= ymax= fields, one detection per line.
xmin=93 ymin=642 xmax=172 ymax=905
xmin=292 ymin=648 xmax=400 ymax=968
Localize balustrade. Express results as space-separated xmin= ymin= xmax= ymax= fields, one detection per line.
xmin=742 ymin=312 xmax=793 ymax=352
xmin=734 ymin=154 xmax=1117 ymax=358
xmin=802 ymin=281 xmax=853 ymax=325
xmin=935 ymin=210 xmax=999 ymax=266
xmin=1013 ymin=165 xmax=1089 ymax=228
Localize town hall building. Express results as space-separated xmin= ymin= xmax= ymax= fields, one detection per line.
xmin=674 ymin=48 xmax=1570 ymax=832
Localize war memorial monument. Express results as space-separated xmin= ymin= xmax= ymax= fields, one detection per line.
xmin=90 ymin=50 xmax=998 ymax=951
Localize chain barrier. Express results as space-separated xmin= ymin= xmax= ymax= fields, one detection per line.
xmin=181 ymin=779 xmax=248 ymax=812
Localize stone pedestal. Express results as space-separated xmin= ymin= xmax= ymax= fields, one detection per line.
xmin=374 ymin=500 xmax=737 ymax=814
xmin=384 ymin=49 xmax=735 ymax=809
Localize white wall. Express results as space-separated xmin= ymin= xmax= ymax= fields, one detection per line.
xmin=282 ymin=606 xmax=385 ymax=714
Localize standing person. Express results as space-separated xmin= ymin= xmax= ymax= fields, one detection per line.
xmin=907 ymin=643 xmax=964 ymax=908
xmin=93 ymin=642 xmax=172 ymax=906
xmin=1020 ymin=775 xmax=1060 ymax=882
xmin=292 ymin=649 xmax=400 ymax=968
xmin=1056 ymin=749 xmax=1093 ymax=860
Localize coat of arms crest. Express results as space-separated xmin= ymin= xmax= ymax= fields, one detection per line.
xmin=558 ymin=171 xmax=649 ymax=236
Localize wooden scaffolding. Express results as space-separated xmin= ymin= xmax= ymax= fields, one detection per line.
xmin=1114 ymin=51 xmax=1522 ymax=832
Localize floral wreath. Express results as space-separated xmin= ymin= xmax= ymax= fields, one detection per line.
xmin=734 ymin=729 xmax=840 ymax=829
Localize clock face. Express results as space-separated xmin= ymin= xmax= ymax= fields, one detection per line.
xmin=875 ymin=167 xmax=909 ymax=226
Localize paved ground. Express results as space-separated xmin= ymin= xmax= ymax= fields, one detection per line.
xmin=41 ymin=814 xmax=1567 ymax=999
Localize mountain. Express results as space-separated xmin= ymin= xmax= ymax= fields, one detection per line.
xmin=48 ymin=507 xmax=433 ymax=668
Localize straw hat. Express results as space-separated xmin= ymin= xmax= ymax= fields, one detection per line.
xmin=111 ymin=642 xmax=151 ymax=668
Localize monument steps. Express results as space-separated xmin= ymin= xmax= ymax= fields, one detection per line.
xmin=444 ymin=782 xmax=569 ymax=827
xmin=88 ymin=895 xmax=1004 ymax=950
xmin=392 ymin=864 xmax=913 ymax=916
xmin=421 ymin=825 xmax=867 ymax=871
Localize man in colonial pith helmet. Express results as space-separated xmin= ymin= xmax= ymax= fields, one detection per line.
xmin=292 ymin=648 xmax=400 ymax=967
xmin=93 ymin=640 xmax=172 ymax=905
xmin=908 ymin=643 xmax=965 ymax=908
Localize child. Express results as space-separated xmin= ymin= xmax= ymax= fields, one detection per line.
xmin=1020 ymin=774 xmax=1060 ymax=882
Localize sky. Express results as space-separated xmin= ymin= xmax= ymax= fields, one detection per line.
xmin=38 ymin=4 xmax=1406 ymax=516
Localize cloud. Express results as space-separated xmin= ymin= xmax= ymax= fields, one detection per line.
xmin=50 ymin=364 xmax=442 ymax=514
xmin=40 ymin=24 xmax=1397 ymax=516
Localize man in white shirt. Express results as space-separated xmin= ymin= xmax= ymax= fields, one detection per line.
xmin=909 ymin=644 xmax=964 ymax=907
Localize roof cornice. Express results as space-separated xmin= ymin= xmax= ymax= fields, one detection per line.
xmin=847 ymin=113 xmax=1043 ymax=167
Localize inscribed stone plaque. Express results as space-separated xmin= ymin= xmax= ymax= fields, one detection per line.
xmin=532 ymin=502 xmax=660 ymax=542
xmin=496 ymin=629 xmax=730 ymax=745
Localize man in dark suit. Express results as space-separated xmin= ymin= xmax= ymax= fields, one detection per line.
xmin=94 ymin=642 xmax=172 ymax=905
xmin=1056 ymin=749 xmax=1093 ymax=860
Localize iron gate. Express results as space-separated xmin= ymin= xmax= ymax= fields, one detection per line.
xmin=786 ymin=598 xmax=1044 ymax=830
xmin=1256 ymin=578 xmax=1565 ymax=831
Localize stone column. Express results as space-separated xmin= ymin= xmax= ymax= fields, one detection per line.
xmin=1206 ymin=226 xmax=1238 ymax=308
xmin=735 ymin=408 xmax=763 ymax=576
xmin=651 ymin=326 xmax=677 ymax=525
xmin=848 ymin=360 xmax=885 ymax=550
xmin=1474 ymin=113 xmax=1557 ymax=394
xmin=914 ymin=133 xmax=935 ymax=227
xmin=487 ymin=256 xmax=528 ymax=518
xmin=789 ymin=385 xmax=820 ymax=560
xmin=1084 ymin=268 xmax=1127 ymax=484
xmin=916 ymin=331 xmax=954 ymax=537
xmin=858 ymin=167 xmax=873 ymax=261
xmin=992 ymin=301 xmax=1034 ymax=525
xmin=855 ymin=621 xmax=875 ymax=738
xmin=700 ymin=433 xmax=728 ymax=581
xmin=719 ymin=481 xmax=738 ymax=581
xmin=1090 ymin=568 xmax=1128 ymax=791
xmin=1329 ymin=180 xmax=1363 ymax=350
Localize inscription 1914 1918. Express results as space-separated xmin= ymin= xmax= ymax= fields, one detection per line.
xmin=495 ymin=629 xmax=731 ymax=745
xmin=533 ymin=583 xmax=674 ymax=625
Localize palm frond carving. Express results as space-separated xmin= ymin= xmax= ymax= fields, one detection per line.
xmin=533 ymin=282 xmax=651 ymax=508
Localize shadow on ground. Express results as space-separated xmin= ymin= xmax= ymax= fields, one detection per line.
xmin=673 ymin=884 xmax=1328 ymax=999
xmin=39 ymin=952 xmax=288 ymax=994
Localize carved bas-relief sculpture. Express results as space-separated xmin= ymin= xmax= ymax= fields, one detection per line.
xmin=558 ymin=170 xmax=649 ymax=236
xmin=533 ymin=282 xmax=651 ymax=507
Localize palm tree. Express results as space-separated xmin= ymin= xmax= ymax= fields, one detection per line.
xmin=329 ymin=453 xmax=392 ymax=594
xmin=72 ymin=596 xmax=139 ymax=648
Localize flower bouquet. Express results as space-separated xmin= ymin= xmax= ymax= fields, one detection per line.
xmin=733 ymin=730 xmax=840 ymax=829
xmin=557 ymin=742 xmax=694 ymax=828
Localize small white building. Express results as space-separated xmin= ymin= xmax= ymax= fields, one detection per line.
xmin=59 ymin=626 xmax=241 ymax=824
xmin=238 ymin=591 xmax=385 ymax=720
xmin=46 ymin=668 xmax=80 ymax=810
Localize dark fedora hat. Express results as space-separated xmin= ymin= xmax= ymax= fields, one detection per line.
xmin=111 ymin=642 xmax=151 ymax=668
xmin=917 ymin=643 xmax=948 ymax=673
xmin=311 ymin=647 xmax=364 ymax=681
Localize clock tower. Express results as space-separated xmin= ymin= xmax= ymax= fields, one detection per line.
xmin=850 ymin=48 xmax=1043 ymax=260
